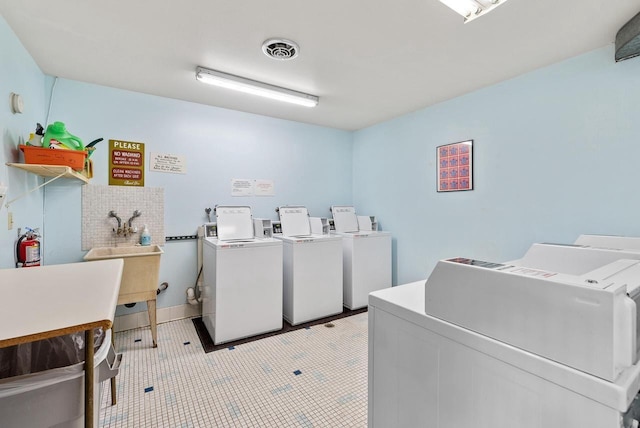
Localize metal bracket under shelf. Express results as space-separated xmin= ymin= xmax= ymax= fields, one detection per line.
xmin=5 ymin=163 xmax=89 ymax=207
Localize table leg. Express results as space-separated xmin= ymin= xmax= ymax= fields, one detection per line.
xmin=111 ymin=377 xmax=117 ymax=405
xmin=147 ymin=299 xmax=157 ymax=348
xmin=85 ymin=329 xmax=95 ymax=428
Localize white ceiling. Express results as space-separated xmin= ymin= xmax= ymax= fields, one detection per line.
xmin=1 ymin=1 xmax=639 ymax=131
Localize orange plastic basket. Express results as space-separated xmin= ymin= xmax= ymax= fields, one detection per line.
xmin=20 ymin=145 xmax=87 ymax=171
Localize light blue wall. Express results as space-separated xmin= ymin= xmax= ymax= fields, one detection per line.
xmin=1 ymin=14 xmax=352 ymax=316
xmin=6 ymin=10 xmax=640 ymax=314
xmin=42 ymin=79 xmax=353 ymax=314
xmin=353 ymin=44 xmax=640 ymax=285
xmin=0 ymin=15 xmax=47 ymax=269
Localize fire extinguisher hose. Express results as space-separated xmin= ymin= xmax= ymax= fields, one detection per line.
xmin=15 ymin=233 xmax=26 ymax=268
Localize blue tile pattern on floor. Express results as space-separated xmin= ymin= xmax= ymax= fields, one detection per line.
xmin=98 ymin=313 xmax=368 ymax=427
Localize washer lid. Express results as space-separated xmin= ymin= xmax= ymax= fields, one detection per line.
xmin=278 ymin=206 xmax=311 ymax=237
xmin=276 ymin=234 xmax=342 ymax=243
xmin=209 ymin=237 xmax=282 ymax=248
xmin=215 ymin=206 xmax=254 ymax=241
xmin=331 ymin=206 xmax=359 ymax=233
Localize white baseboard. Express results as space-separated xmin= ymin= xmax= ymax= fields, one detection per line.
xmin=113 ymin=303 xmax=201 ymax=333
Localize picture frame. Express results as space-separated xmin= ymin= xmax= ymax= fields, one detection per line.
xmin=437 ymin=140 xmax=473 ymax=192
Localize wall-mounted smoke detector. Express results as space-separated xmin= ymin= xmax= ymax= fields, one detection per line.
xmin=262 ymin=39 xmax=299 ymax=60
xmin=9 ymin=92 xmax=24 ymax=114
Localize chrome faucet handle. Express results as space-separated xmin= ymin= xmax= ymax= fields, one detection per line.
xmin=128 ymin=210 xmax=142 ymax=227
xmin=109 ymin=211 xmax=123 ymax=228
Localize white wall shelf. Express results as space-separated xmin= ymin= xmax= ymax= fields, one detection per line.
xmin=6 ymin=163 xmax=89 ymax=183
xmin=5 ymin=163 xmax=89 ymax=207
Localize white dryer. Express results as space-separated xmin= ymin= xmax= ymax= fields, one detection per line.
xmin=202 ymin=206 xmax=283 ymax=345
xmin=330 ymin=206 xmax=392 ymax=309
xmin=274 ymin=206 xmax=343 ymax=325
xmin=575 ymin=234 xmax=640 ymax=250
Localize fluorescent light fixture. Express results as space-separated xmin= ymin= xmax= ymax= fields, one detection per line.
xmin=196 ymin=66 xmax=319 ymax=107
xmin=439 ymin=0 xmax=509 ymax=22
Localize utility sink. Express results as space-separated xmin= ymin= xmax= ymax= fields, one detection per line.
xmin=84 ymin=245 xmax=163 ymax=347
xmin=85 ymin=245 xmax=163 ymax=259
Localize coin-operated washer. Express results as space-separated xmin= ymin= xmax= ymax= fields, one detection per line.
xmin=272 ymin=206 xmax=343 ymax=325
xmin=330 ymin=206 xmax=392 ymax=309
xmin=201 ymin=205 xmax=283 ymax=345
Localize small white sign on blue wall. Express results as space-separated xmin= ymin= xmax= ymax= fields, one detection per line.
xmin=231 ymin=179 xmax=275 ymax=196
xmin=255 ymin=179 xmax=275 ymax=196
xmin=232 ymin=178 xmax=254 ymax=196
xmin=150 ymin=152 xmax=187 ymax=174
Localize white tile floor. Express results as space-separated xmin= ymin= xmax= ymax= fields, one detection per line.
xmin=99 ymin=313 xmax=368 ymax=427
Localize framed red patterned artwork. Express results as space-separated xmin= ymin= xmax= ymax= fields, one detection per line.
xmin=437 ymin=140 xmax=473 ymax=192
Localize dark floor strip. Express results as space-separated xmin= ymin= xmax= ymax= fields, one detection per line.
xmin=192 ymin=307 xmax=368 ymax=353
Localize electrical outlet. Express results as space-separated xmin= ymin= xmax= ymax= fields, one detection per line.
xmin=7 ymin=212 xmax=13 ymax=230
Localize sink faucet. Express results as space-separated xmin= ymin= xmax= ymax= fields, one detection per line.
xmin=109 ymin=210 xmax=121 ymax=227
xmin=122 ymin=210 xmax=142 ymax=236
xmin=109 ymin=211 xmax=123 ymax=235
xmin=110 ymin=210 xmax=143 ymax=237
xmin=128 ymin=210 xmax=142 ymax=228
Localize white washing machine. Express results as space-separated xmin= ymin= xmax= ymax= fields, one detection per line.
xmin=202 ymin=206 xmax=283 ymax=345
xmin=330 ymin=206 xmax=392 ymax=309
xmin=369 ymin=276 xmax=640 ymax=428
xmin=274 ymin=206 xmax=343 ymax=325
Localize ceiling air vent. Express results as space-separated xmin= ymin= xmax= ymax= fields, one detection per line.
xmin=262 ymin=39 xmax=299 ymax=60
xmin=616 ymin=11 xmax=640 ymax=62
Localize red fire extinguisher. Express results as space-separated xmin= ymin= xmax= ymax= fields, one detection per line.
xmin=16 ymin=228 xmax=41 ymax=268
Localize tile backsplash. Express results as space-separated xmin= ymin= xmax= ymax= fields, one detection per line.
xmin=82 ymin=185 xmax=164 ymax=250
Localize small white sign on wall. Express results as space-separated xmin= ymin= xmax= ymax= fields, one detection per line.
xmin=255 ymin=179 xmax=275 ymax=196
xmin=231 ymin=179 xmax=275 ymax=196
xmin=232 ymin=179 xmax=254 ymax=196
xmin=150 ymin=152 xmax=187 ymax=174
